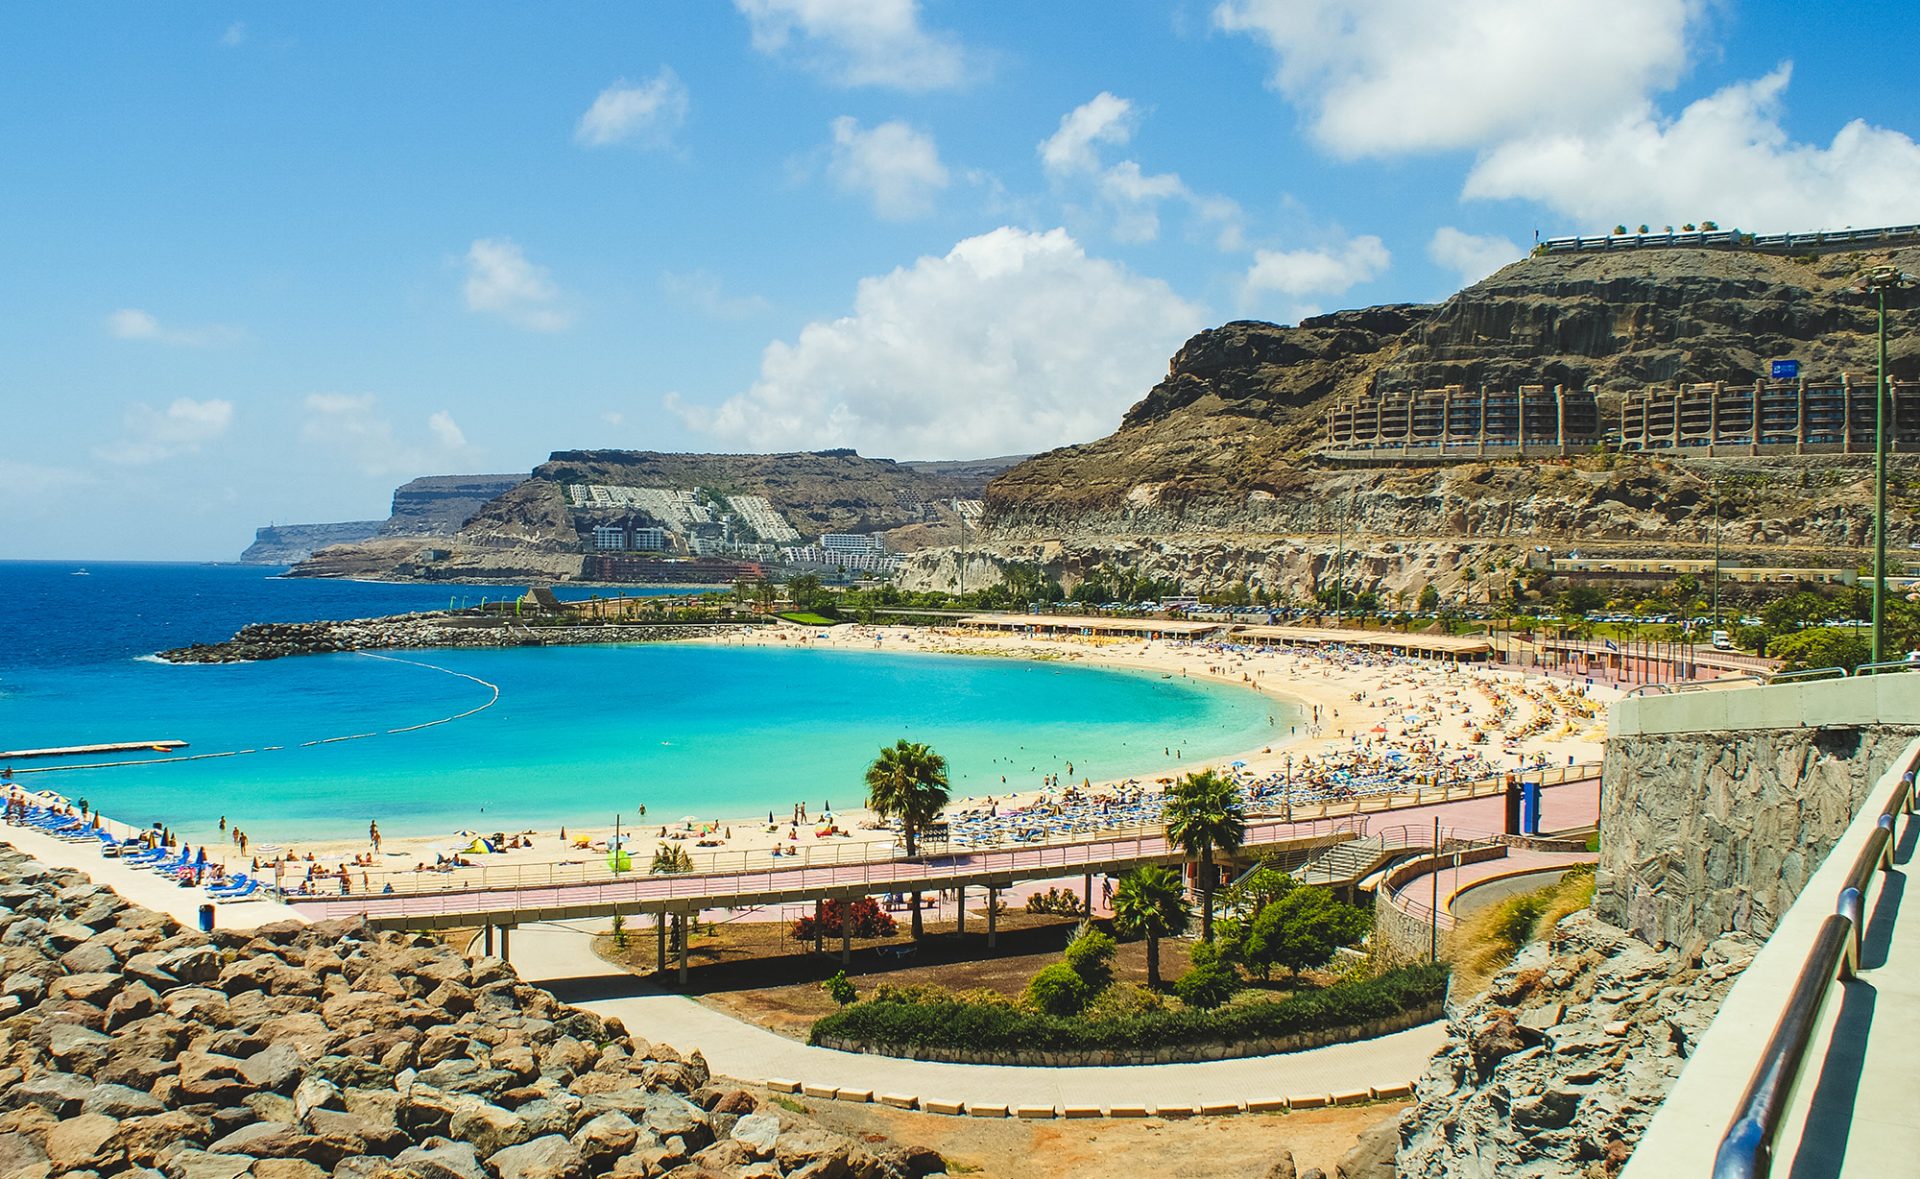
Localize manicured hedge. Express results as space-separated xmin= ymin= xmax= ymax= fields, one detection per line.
xmin=809 ymin=963 xmax=1449 ymax=1051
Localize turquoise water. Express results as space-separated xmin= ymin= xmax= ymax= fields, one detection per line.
xmin=0 ymin=564 xmax=1286 ymax=841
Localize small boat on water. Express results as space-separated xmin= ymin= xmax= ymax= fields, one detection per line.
xmin=71 ymin=568 xmax=90 ymax=576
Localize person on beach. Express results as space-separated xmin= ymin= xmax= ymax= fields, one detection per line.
xmin=369 ymin=821 xmax=381 ymax=852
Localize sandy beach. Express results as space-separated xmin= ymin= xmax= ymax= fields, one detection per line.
xmin=10 ymin=621 xmax=1617 ymax=909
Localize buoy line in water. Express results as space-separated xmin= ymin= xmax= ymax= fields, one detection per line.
xmin=10 ymin=653 xmax=502 ymax=774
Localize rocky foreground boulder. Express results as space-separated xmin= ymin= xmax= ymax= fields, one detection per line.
xmin=1395 ymin=909 xmax=1757 ymax=1179
xmin=0 ymin=846 xmax=945 ymax=1179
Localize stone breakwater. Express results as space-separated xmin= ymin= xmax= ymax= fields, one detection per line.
xmin=157 ymin=616 xmax=751 ymax=664
xmin=0 ymin=846 xmax=945 ymax=1179
xmin=1395 ymin=909 xmax=1756 ymax=1179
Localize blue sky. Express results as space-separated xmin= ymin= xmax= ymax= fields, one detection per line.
xmin=4 ymin=1 xmax=1916 ymax=560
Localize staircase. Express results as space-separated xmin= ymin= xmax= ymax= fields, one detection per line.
xmin=1296 ymin=836 xmax=1396 ymax=889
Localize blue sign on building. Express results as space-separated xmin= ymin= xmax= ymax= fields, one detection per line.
xmin=1771 ymin=359 xmax=1801 ymax=380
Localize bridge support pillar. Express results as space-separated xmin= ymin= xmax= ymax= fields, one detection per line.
xmin=987 ymin=888 xmax=998 ymax=948
xmin=1084 ymin=873 xmax=1093 ymax=916
xmin=678 ymin=910 xmax=691 ymax=985
xmin=498 ymin=924 xmax=510 ymax=961
xmin=841 ymin=897 xmax=853 ymax=964
xmin=483 ymin=924 xmax=494 ymax=957
xmin=813 ymin=899 xmax=824 ymax=953
xmin=955 ymin=885 xmax=964 ymax=935
xmin=657 ymin=911 xmax=667 ymax=974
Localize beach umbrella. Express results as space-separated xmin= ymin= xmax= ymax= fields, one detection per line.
xmin=1230 ymin=760 xmax=1247 ymax=768
xmin=455 ymin=829 xmax=479 ymax=838
xmin=607 ymin=848 xmax=632 ymax=872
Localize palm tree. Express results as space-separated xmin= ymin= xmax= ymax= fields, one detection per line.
xmin=1163 ymin=769 xmax=1246 ymax=942
xmin=865 ymin=739 xmax=951 ymax=941
xmin=1111 ymin=865 xmax=1192 ymax=989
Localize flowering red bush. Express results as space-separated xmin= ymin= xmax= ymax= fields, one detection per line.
xmin=792 ymin=897 xmax=897 ymax=941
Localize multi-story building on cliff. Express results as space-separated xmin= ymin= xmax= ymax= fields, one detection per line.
xmin=1323 ymin=384 xmax=1602 ymax=460
xmin=1616 ymin=378 xmax=1920 ymax=455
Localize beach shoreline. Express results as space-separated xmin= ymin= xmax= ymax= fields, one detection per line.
xmin=9 ymin=621 xmax=1616 ymax=905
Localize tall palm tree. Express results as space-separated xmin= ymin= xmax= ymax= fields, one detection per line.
xmin=1111 ymin=865 xmax=1192 ymax=989
xmin=1164 ymin=769 xmax=1247 ymax=942
xmin=865 ymin=739 xmax=950 ymax=941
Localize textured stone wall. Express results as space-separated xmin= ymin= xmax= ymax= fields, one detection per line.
xmin=1595 ymin=724 xmax=1920 ymax=949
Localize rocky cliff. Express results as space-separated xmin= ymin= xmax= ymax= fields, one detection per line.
xmin=289 ymin=451 xmax=1009 ymax=582
xmin=377 ymin=475 xmax=526 ymax=537
xmin=239 ymin=523 xmax=384 ymax=566
xmin=900 ymin=243 xmax=1920 ymax=597
xmin=1396 ymin=909 xmax=1756 ymax=1179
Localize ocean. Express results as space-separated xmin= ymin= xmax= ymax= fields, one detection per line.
xmin=0 ymin=562 xmax=1286 ymax=842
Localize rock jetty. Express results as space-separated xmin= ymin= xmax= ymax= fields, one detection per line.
xmin=1395 ymin=909 xmax=1756 ymax=1178
xmin=157 ymin=617 xmax=749 ymax=664
xmin=0 ymin=846 xmax=945 ymax=1179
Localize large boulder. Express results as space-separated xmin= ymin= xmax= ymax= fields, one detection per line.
xmin=45 ymin=1112 xmax=125 ymax=1173
xmin=488 ymin=1134 xmax=588 ymax=1179
xmin=391 ymin=1138 xmax=491 ymax=1179
xmin=83 ymin=1082 xmax=168 ymax=1118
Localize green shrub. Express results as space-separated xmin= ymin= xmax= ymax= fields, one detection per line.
xmin=872 ymin=982 xmax=948 ymax=1005
xmin=823 ymin=970 xmax=857 ymax=1006
xmin=1062 ymin=924 xmax=1116 ymax=991
xmin=811 ymin=963 xmax=1449 ymax=1051
xmin=1025 ymin=963 xmax=1093 ymax=1017
xmin=1172 ymin=957 xmax=1240 ymax=1009
xmin=1083 ymin=981 xmax=1166 ymax=1022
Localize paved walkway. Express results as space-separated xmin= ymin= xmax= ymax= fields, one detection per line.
xmin=1786 ymin=819 xmax=1920 ymax=1177
xmin=1385 ymin=849 xmax=1598 ymax=926
xmin=505 ymin=919 xmax=1447 ymax=1113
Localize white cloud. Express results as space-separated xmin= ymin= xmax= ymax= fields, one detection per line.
xmin=463 ymin=238 xmax=571 ymax=332
xmin=427 ymin=411 xmax=467 ymax=450
xmin=1464 ymin=65 xmax=1920 ymax=232
xmin=106 ymin=307 xmax=241 ymax=347
xmin=301 ymin=394 xmax=475 ymax=477
xmin=1242 ymin=235 xmax=1391 ymax=302
xmin=734 ymin=0 xmax=973 ymax=91
xmin=574 ymin=68 xmax=690 ymax=149
xmin=1428 ymin=227 xmax=1523 ymax=288
xmin=827 ymin=116 xmax=949 ymax=220
xmin=1038 ymin=92 xmax=1243 ymax=248
xmin=673 ymin=226 xmax=1206 ymax=458
xmin=1039 ymin=91 xmax=1137 ymax=174
xmin=661 ymin=270 xmax=771 ymax=319
xmin=220 ymin=22 xmax=246 ymax=47
xmin=94 ymin=398 xmax=235 ymax=465
xmin=1214 ymin=0 xmax=1696 ymax=157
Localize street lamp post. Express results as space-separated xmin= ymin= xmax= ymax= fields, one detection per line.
xmin=1866 ymin=267 xmax=1916 ymax=664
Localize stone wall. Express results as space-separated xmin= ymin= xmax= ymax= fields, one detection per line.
xmin=1369 ymin=845 xmax=1510 ymax=969
xmin=1595 ymin=723 xmax=1920 ymax=949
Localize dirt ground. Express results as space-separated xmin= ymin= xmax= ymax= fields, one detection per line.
xmin=757 ymin=1088 xmax=1409 ymax=1179
xmin=595 ymin=910 xmax=1327 ymax=1037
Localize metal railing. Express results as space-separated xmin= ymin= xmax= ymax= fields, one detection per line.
xmin=1711 ymin=757 xmax=1918 ymax=1179
xmin=1624 ymin=660 xmax=1919 ymax=699
xmin=1378 ymin=827 xmax=1511 ymax=929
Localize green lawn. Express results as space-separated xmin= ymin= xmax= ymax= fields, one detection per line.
xmin=779 ymin=612 xmax=839 ymax=626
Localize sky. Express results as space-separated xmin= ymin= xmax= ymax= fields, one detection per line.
xmin=3 ymin=1 xmax=1917 ymax=560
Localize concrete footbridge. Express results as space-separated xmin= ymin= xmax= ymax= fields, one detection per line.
xmin=287 ymin=766 xmax=1601 ymax=963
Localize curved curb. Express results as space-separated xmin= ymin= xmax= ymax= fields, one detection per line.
xmin=759 ymin=1076 xmax=1419 ymax=1118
